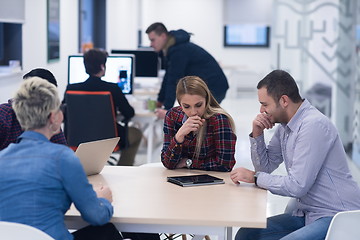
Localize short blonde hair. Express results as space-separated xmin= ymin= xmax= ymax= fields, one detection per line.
xmin=13 ymin=77 xmax=60 ymax=130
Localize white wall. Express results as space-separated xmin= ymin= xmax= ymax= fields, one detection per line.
xmin=24 ymin=0 xmax=79 ymax=98
xmin=107 ymin=0 xmax=272 ymax=73
xmin=1 ymin=0 xmax=273 ymax=103
xmin=106 ymin=0 xmax=139 ymax=50
xmin=0 ymin=0 xmax=78 ymax=103
xmin=225 ymin=0 xmax=272 ymax=25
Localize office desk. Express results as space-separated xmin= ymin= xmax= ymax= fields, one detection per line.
xmin=65 ymin=166 xmax=267 ymax=240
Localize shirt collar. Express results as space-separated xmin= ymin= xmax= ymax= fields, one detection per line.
xmin=163 ymin=35 xmax=176 ymax=56
xmin=87 ymin=76 xmax=102 ymax=81
xmin=17 ymin=131 xmax=49 ymax=143
xmin=285 ymin=99 xmax=309 ymax=132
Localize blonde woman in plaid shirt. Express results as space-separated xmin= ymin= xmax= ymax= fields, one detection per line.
xmin=161 ymin=76 xmax=236 ymax=172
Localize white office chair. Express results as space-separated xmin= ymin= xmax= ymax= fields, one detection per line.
xmin=0 ymin=221 xmax=54 ymax=240
xmin=324 ymin=210 xmax=360 ymax=240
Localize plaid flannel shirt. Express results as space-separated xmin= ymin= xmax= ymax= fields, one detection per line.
xmin=161 ymin=106 xmax=236 ymax=172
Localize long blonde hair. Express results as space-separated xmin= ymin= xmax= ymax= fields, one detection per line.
xmin=176 ymin=76 xmax=235 ymax=159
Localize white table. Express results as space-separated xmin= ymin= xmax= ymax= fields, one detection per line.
xmin=65 ymin=166 xmax=267 ymax=240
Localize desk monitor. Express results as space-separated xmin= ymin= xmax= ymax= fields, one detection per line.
xmin=67 ymin=54 xmax=135 ymax=94
xmin=111 ymin=49 xmax=159 ymax=77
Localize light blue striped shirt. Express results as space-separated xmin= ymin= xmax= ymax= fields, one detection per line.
xmin=251 ymin=99 xmax=360 ymax=224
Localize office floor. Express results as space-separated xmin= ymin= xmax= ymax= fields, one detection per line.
xmin=131 ymin=91 xmax=360 ymax=240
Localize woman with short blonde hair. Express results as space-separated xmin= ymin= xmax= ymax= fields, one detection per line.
xmin=0 ymin=77 xmax=123 ymax=240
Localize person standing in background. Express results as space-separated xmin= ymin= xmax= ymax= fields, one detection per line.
xmin=146 ymin=22 xmax=229 ymax=119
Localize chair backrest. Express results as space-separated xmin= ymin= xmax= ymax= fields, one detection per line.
xmin=325 ymin=210 xmax=360 ymax=240
xmin=0 ymin=221 xmax=54 ymax=240
xmin=64 ymin=91 xmax=119 ymax=151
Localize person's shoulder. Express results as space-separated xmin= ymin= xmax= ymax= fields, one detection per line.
xmin=65 ymin=82 xmax=85 ymax=90
xmin=300 ymin=105 xmax=336 ymax=133
xmin=0 ymin=102 xmax=15 ymax=120
xmin=169 ymin=42 xmax=204 ymax=63
xmin=51 ymin=142 xmax=79 ymax=162
xmin=209 ymin=112 xmax=229 ymax=120
xmin=303 ymin=105 xmax=331 ymax=123
xmin=0 ymin=102 xmax=13 ymax=112
xmin=207 ymin=113 xmax=231 ymax=126
xmin=171 ymin=40 xmax=195 ymax=51
xmin=46 ymin=140 xmax=71 ymax=151
xmin=47 ymin=143 xmax=84 ymax=175
xmin=170 ymin=29 xmax=190 ymax=43
xmin=168 ymin=106 xmax=182 ymax=114
xmin=96 ymin=80 xmax=122 ymax=91
xmin=166 ymin=106 xmax=183 ymax=119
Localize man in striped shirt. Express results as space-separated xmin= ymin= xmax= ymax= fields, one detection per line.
xmin=231 ymin=70 xmax=360 ymax=240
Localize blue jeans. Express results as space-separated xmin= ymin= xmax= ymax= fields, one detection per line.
xmin=235 ymin=214 xmax=333 ymax=240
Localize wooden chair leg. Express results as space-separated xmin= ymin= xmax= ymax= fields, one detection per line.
xmin=205 ymin=235 xmax=211 ymax=240
xmin=181 ymin=234 xmax=187 ymax=240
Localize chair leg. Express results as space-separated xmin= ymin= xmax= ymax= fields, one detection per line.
xmin=165 ymin=233 xmax=182 ymax=240
xmin=167 ymin=233 xmax=174 ymax=240
xmin=107 ymin=155 xmax=118 ymax=166
xmin=162 ymin=233 xmax=210 ymax=240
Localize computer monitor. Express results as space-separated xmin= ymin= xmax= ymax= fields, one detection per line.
xmin=111 ymin=49 xmax=159 ymax=77
xmin=67 ymin=54 xmax=135 ymax=94
xmin=224 ymin=24 xmax=270 ymax=47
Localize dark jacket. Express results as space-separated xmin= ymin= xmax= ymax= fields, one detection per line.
xmin=159 ymin=29 xmax=229 ymax=109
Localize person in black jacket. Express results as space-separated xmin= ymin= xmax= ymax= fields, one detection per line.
xmin=146 ymin=22 xmax=229 ymax=119
xmin=63 ymin=48 xmax=142 ymax=166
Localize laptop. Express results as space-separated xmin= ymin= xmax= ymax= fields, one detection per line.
xmin=75 ymin=137 xmax=120 ymax=175
xmin=167 ymin=174 xmax=225 ymax=187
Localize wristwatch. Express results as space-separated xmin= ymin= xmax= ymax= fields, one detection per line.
xmin=185 ymin=159 xmax=192 ymax=169
xmin=254 ymin=172 xmax=259 ymax=186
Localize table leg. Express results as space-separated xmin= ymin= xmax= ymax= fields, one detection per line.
xmin=226 ymin=227 xmax=232 ymax=240
xmin=146 ymin=118 xmax=155 ymax=164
